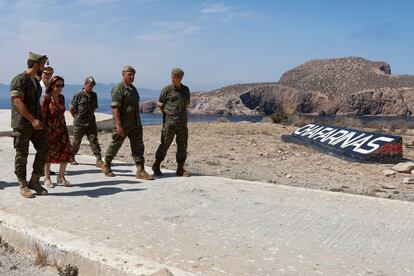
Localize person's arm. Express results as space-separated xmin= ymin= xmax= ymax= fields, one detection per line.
xmin=70 ymin=94 xmax=77 ymax=118
xmin=70 ymin=106 xmax=76 ymax=118
xmin=157 ymin=87 xmax=167 ymax=113
xmin=112 ymin=107 xmax=124 ymax=137
xmin=184 ymin=86 xmax=191 ymax=106
xmin=94 ymin=93 xmax=99 ymax=112
xmin=111 ymin=86 xmax=124 ymax=136
xmin=13 ymin=97 xmax=43 ymax=130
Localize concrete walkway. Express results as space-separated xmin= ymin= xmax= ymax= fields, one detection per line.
xmin=1 ymin=136 xmax=414 ymax=275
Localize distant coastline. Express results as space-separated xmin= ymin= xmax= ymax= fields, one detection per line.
xmin=0 ymin=103 xmax=264 ymax=126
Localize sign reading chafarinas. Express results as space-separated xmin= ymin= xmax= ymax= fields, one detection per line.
xmin=282 ymin=124 xmax=403 ymax=163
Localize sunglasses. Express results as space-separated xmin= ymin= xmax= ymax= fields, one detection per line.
xmin=55 ymin=84 xmax=64 ymax=88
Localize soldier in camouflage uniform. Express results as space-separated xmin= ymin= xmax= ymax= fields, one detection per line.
xmin=102 ymin=66 xmax=154 ymax=180
xmin=152 ymin=68 xmax=191 ymax=177
xmin=10 ymin=52 xmax=49 ymax=198
xmin=70 ymin=76 xmax=103 ymax=167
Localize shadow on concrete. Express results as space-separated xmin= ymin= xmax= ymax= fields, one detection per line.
xmin=68 ymin=162 xmax=97 ymax=166
xmin=111 ymin=163 xmax=135 ymax=167
xmin=110 ymin=173 xmax=137 ymax=177
xmin=155 ymin=172 xmax=203 ymax=178
xmin=65 ymin=169 xmax=103 ymax=176
xmin=69 ymin=162 xmax=134 ymax=167
xmin=0 ymin=181 xmax=17 ymax=190
xmin=73 ymin=180 xmax=141 ymax=188
xmin=155 ymin=172 xmax=178 ymax=178
xmin=49 ymin=187 xmax=146 ymax=198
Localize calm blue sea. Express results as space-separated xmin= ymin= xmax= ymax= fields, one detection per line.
xmin=0 ymin=102 xmax=263 ymax=125
xmin=3 ymin=101 xmax=414 ymax=127
xmin=97 ymin=105 xmax=263 ymax=125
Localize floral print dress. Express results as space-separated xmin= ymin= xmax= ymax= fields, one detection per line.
xmin=41 ymin=94 xmax=73 ymax=163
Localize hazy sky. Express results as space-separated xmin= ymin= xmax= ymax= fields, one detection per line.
xmin=1 ymin=0 xmax=413 ymax=91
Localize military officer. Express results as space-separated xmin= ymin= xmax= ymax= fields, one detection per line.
xmin=10 ymin=52 xmax=50 ymax=198
xmin=102 ymin=65 xmax=154 ymax=180
xmin=152 ymin=68 xmax=191 ymax=177
xmin=70 ymin=76 xmax=103 ymax=167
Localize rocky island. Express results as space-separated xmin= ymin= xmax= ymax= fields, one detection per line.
xmin=141 ymin=57 xmax=414 ymax=116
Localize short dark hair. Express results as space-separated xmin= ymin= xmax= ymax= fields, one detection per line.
xmin=27 ymin=59 xmax=37 ymax=68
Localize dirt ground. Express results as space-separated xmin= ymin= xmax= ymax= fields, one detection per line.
xmin=76 ymin=121 xmax=414 ymax=202
xmin=0 ymin=238 xmax=56 ymax=276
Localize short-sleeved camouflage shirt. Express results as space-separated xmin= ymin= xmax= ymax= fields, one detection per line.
xmin=71 ymin=89 xmax=99 ymax=127
xmin=111 ymin=82 xmax=141 ymax=129
xmin=158 ymin=84 xmax=190 ymax=124
xmin=10 ymin=71 xmax=42 ymax=129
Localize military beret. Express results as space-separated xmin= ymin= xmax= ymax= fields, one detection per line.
xmin=122 ymin=65 xmax=136 ymax=73
xmin=28 ymin=51 xmax=48 ymax=64
xmin=85 ymin=76 xmax=96 ymax=86
xmin=43 ymin=66 xmax=54 ymax=74
xmin=171 ymin=68 xmax=184 ymax=77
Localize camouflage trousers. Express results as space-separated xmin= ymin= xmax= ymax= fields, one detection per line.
xmin=72 ymin=125 xmax=101 ymax=156
xmin=105 ymin=126 xmax=145 ymax=164
xmin=12 ymin=128 xmax=49 ymax=180
xmin=155 ymin=123 xmax=188 ymax=163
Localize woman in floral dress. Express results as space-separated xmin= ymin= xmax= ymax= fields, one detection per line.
xmin=41 ymin=76 xmax=73 ymax=187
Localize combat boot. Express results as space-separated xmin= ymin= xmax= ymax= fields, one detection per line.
xmin=95 ymin=154 xmax=104 ymax=168
xmin=152 ymin=159 xmax=163 ymax=176
xmin=136 ymin=163 xmax=154 ymax=180
xmin=18 ymin=179 xmax=35 ymax=198
xmin=28 ymin=174 xmax=48 ymax=195
xmin=102 ymin=161 xmax=115 ymax=177
xmin=176 ymin=162 xmax=190 ymax=177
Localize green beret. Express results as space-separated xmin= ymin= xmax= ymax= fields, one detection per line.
xmin=171 ymin=68 xmax=184 ymax=77
xmin=122 ymin=65 xmax=136 ymax=73
xmin=28 ymin=51 xmax=48 ymax=64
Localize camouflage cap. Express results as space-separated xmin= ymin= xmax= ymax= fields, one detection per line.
xmin=122 ymin=65 xmax=136 ymax=74
xmin=28 ymin=51 xmax=48 ymax=64
xmin=43 ymin=66 xmax=54 ymax=74
xmin=84 ymin=76 xmax=96 ymax=86
xmin=171 ymin=67 xmax=184 ymax=77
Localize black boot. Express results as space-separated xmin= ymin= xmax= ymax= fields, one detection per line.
xmin=28 ymin=174 xmax=48 ymax=195
xmin=152 ymin=159 xmax=163 ymax=176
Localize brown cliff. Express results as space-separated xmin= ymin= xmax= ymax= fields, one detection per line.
xmin=141 ymin=57 xmax=414 ymax=116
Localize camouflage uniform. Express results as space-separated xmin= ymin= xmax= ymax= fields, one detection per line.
xmin=70 ymin=89 xmax=102 ymax=158
xmin=155 ymin=83 xmax=190 ymax=164
xmin=11 ymin=68 xmax=49 ymax=198
xmin=104 ymin=82 xmax=145 ymax=164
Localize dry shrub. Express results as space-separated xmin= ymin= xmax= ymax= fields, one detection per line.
xmin=34 ymin=244 xmax=47 ymax=267
xmin=270 ymin=113 xmax=289 ymax=124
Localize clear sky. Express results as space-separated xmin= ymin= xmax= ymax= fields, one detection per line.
xmin=1 ymin=0 xmax=413 ymax=91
